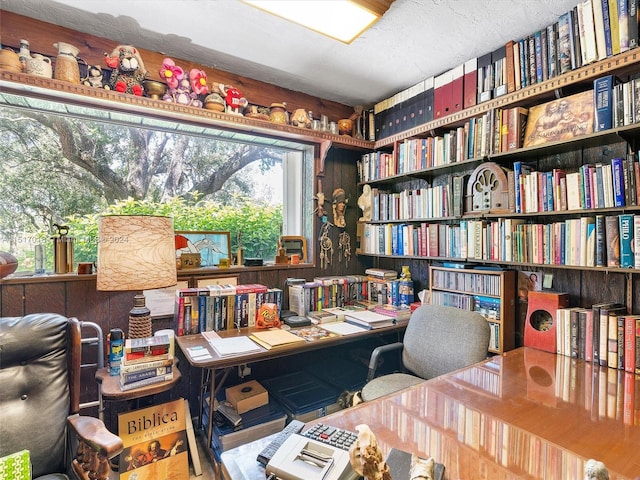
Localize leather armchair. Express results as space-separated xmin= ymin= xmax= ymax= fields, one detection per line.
xmin=361 ymin=304 xmax=491 ymax=401
xmin=0 ymin=313 xmax=123 ymax=480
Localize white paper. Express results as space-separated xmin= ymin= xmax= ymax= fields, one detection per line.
xmin=319 ymin=322 xmax=368 ymax=335
xmin=208 ymin=336 xmax=264 ymax=357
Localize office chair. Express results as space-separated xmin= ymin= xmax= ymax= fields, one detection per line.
xmin=361 ymin=304 xmax=491 ymax=402
xmin=0 ymin=313 xmax=123 ymax=479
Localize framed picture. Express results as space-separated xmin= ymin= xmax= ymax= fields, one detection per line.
xmin=175 ymin=231 xmax=231 ymax=267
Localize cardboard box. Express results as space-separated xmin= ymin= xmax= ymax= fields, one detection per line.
xmin=225 ymin=380 xmax=269 ymax=414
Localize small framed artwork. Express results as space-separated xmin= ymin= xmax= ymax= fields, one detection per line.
xmin=280 ymin=236 xmax=308 ymax=263
xmin=175 ymin=231 xmax=231 ymax=267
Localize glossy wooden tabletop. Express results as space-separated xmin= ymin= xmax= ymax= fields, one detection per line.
xmin=315 ymin=347 xmax=640 ymax=479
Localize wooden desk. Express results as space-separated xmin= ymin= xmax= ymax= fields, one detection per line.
xmin=221 ymin=347 xmax=640 ymax=480
xmin=176 ymin=323 xmax=405 ymax=454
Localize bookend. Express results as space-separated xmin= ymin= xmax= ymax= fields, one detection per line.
xmin=524 ymin=291 xmax=569 ymax=353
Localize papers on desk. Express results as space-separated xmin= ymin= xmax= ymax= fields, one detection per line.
xmin=249 ymin=329 xmax=306 ymax=350
xmin=318 ymin=321 xmax=368 ymax=335
xmin=202 ymin=331 xmax=264 ymax=357
xmin=343 ymin=309 xmax=395 ymax=329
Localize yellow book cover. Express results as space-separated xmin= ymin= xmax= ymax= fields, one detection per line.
xmin=523 ymin=91 xmax=593 ymax=147
xmin=118 ymin=398 xmax=188 ymax=478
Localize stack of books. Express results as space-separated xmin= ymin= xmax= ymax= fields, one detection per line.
xmin=343 ymin=309 xmax=395 ymax=330
xmin=120 ymin=335 xmax=173 ymax=391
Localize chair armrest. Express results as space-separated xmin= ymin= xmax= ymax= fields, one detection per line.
xmin=68 ymin=415 xmax=124 ymax=459
xmin=366 ymin=342 xmax=404 ymax=383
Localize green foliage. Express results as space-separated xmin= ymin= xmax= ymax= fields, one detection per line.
xmin=66 ymin=194 xmax=282 ymax=263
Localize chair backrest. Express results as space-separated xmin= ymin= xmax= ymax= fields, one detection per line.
xmin=402 ymin=304 xmax=490 ymax=380
xmin=0 ymin=313 xmax=81 ymax=477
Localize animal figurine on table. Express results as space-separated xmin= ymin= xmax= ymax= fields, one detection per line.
xmin=104 ymin=45 xmax=147 ymax=96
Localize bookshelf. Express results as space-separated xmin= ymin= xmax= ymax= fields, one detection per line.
xmin=428 ymin=266 xmax=515 ymax=354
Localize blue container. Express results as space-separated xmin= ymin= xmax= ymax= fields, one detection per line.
xmin=108 ymin=328 xmax=124 ymax=376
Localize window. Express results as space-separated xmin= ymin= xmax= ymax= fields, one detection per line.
xmin=0 ymin=86 xmax=314 ymax=271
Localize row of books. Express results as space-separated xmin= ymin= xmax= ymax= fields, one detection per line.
xmin=361 ymin=151 xmax=640 ymax=225
xmin=555 ymin=303 xmax=640 ymax=372
xmin=358 ymin=106 xmax=528 ymax=183
xmin=288 ymin=275 xmax=414 ymax=316
xmin=513 ymin=155 xmax=640 ymax=214
xmin=119 ymin=335 xmax=173 ymax=391
xmin=359 ymin=213 xmax=640 ymax=268
xmin=372 ymin=0 xmax=640 ymax=140
xmin=431 ymin=269 xmax=503 ymax=296
xmin=174 ymin=284 xmax=283 ymax=336
xmin=594 ymin=74 xmax=640 ymax=130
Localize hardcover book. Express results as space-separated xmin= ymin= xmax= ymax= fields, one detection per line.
xmin=523 ymin=90 xmax=594 ymax=147
xmin=605 ymin=215 xmax=621 ymax=267
xmin=594 ymin=75 xmax=615 ymax=131
xmin=118 ymin=399 xmax=188 ymax=478
xmin=619 ymin=213 xmax=635 ymax=267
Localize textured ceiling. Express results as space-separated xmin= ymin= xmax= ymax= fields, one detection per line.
xmin=2 ymin=0 xmax=579 ymax=107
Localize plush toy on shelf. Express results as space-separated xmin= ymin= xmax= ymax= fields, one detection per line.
xmin=104 ymin=45 xmax=147 ymax=96
xmin=159 ymin=58 xmax=206 ymax=107
xmin=214 ymin=83 xmax=248 ymax=114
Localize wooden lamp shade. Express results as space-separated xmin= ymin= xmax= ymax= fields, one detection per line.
xmin=97 ymin=215 xmax=177 ymax=338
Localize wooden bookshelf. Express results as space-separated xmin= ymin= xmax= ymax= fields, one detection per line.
xmin=428 ymin=266 xmax=516 ymax=354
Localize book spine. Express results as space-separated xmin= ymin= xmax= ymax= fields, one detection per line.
xmin=119 ymin=373 xmax=173 ymax=391
xmin=612 ymin=157 xmax=626 ymax=206
xmin=594 ymin=75 xmax=614 ymax=131
xmin=619 ymin=213 xmax=634 ymax=267
xmin=606 ymin=215 xmax=621 ymax=266
xmin=120 ymin=358 xmax=173 ymax=373
xmin=121 ymin=365 xmax=172 ymax=385
xmin=603 ymin=0 xmax=614 ymax=56
xmin=625 ymin=316 xmax=636 ymax=373
xmin=595 ymin=215 xmax=607 ymax=266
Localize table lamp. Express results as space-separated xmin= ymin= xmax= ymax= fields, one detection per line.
xmin=97 ymin=215 xmax=177 ymax=339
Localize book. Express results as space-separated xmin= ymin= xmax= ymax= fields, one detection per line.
xmin=522 ymin=91 xmax=594 ymax=147
xmin=619 ymin=213 xmax=635 ymax=267
xmin=343 ymin=309 xmax=395 ymax=329
xmin=594 ymin=75 xmax=615 ymax=131
xmin=121 ymin=365 xmax=173 ymax=385
xmin=118 ymin=372 xmax=174 ymax=391
xmin=605 ymin=215 xmax=621 ymax=266
xmin=120 ymin=358 xmax=174 ymax=373
xmin=364 ymin=268 xmax=398 ymax=279
xmin=118 ymin=399 xmax=188 ymax=477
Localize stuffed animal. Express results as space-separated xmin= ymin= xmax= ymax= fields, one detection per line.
xmin=159 ymin=59 xmax=205 ymax=107
xmin=104 ymin=45 xmax=147 ymax=96
xmin=81 ymin=64 xmax=105 ymax=89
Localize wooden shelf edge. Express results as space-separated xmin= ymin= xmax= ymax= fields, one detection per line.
xmin=0 ymin=71 xmax=374 ymax=151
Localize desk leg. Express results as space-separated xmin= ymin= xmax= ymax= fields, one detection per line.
xmin=207 ymin=368 xmax=216 ymax=448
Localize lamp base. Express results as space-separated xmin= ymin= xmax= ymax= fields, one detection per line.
xmin=128 ymin=293 xmax=152 ymax=338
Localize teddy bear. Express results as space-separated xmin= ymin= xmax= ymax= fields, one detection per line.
xmin=104 ymin=45 xmax=147 ymax=96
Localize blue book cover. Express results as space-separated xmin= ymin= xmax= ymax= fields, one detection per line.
xmin=518 ymin=38 xmax=528 ymax=88
xmin=602 ymin=0 xmax=614 ymax=56
xmin=612 ymin=157 xmax=626 ymax=206
xmin=619 ymin=213 xmax=635 ymax=267
xmin=546 ymin=171 xmax=555 ymax=211
xmin=534 ymin=30 xmax=543 ymax=83
xmin=594 ymin=75 xmax=614 ymax=131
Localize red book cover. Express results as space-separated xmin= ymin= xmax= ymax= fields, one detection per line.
xmin=624 ymin=315 xmax=639 ymax=373
xmin=433 ymin=70 xmax=451 ymax=119
xmin=463 ymin=58 xmax=477 ymax=109
xmin=450 ymin=63 xmax=464 ymax=114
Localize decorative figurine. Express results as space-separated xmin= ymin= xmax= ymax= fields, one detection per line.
xmin=357 ymin=184 xmax=373 ymax=221
xmin=215 ymin=83 xmax=247 ymax=114
xmin=290 ymin=108 xmax=311 ymax=128
xmin=410 ymin=455 xmax=436 ymax=480
xmin=159 ymin=58 xmax=183 ymax=89
xmin=348 ymin=424 xmax=391 ymax=480
xmin=104 ymin=45 xmax=147 ymax=95
xmin=81 ymin=64 xmax=105 ymax=88
xmin=332 ymin=187 xmax=348 ymax=228
xmin=584 ymin=459 xmax=609 ymax=480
